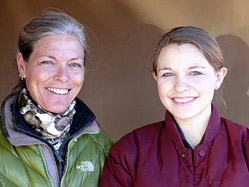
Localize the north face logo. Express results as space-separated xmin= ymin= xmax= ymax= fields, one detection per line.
xmin=77 ymin=161 xmax=94 ymax=171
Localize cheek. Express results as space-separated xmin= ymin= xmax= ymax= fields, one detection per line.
xmin=72 ymin=72 xmax=84 ymax=87
xmin=191 ymin=76 xmax=216 ymax=89
xmin=25 ymin=70 xmax=53 ymax=97
xmin=200 ymin=79 xmax=216 ymax=92
xmin=28 ymin=71 xmax=49 ymax=85
xmin=157 ymin=81 xmax=169 ymax=97
xmin=25 ymin=73 xmax=45 ymax=94
xmin=26 ymin=64 xmax=51 ymax=80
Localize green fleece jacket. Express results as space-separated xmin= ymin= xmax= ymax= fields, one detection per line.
xmin=0 ymin=93 xmax=113 ymax=187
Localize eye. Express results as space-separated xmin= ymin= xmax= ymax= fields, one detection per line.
xmin=162 ymin=72 xmax=174 ymax=77
xmin=190 ymin=71 xmax=202 ymax=75
xmin=41 ymin=61 xmax=54 ymax=65
xmin=69 ymin=63 xmax=82 ymax=68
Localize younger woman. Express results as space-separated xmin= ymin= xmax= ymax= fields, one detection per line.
xmin=99 ymin=26 xmax=249 ymax=186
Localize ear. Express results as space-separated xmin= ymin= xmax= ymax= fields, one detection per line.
xmin=152 ymin=72 xmax=158 ymax=81
xmin=215 ymin=67 xmax=227 ymax=90
xmin=16 ymin=52 xmax=27 ymax=78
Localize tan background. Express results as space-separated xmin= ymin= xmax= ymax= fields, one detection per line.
xmin=1 ymin=0 xmax=249 ymax=141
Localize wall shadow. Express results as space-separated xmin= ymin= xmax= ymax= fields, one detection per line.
xmin=216 ymin=34 xmax=249 ymax=126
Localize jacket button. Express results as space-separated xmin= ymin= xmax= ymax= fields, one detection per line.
xmin=181 ymin=154 xmax=186 ymax=158
xmin=199 ymin=149 xmax=206 ymax=157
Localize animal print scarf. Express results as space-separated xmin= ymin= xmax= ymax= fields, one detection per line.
xmin=19 ymin=88 xmax=76 ymax=149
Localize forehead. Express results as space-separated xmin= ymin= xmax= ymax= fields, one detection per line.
xmin=157 ymin=43 xmax=212 ymax=69
xmin=32 ymin=34 xmax=84 ymax=58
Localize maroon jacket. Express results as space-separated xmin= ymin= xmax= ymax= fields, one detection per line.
xmin=100 ymin=106 xmax=249 ymax=186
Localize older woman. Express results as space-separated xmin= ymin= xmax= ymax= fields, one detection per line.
xmin=0 ymin=11 xmax=113 ymax=186
xmin=100 ymin=26 xmax=249 ymax=186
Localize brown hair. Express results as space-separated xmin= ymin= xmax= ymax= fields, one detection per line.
xmin=152 ymin=26 xmax=224 ymax=75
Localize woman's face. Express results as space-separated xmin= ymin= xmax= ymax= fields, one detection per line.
xmin=153 ymin=43 xmax=227 ymax=124
xmin=17 ymin=34 xmax=85 ymax=113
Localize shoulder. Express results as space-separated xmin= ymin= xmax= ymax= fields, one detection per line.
xmin=221 ymin=117 xmax=249 ymax=141
xmin=94 ymin=128 xmax=114 ymax=155
xmin=133 ymin=120 xmax=165 ymax=136
xmin=0 ymin=117 xmax=8 ymax=143
xmin=0 ymin=117 xmax=15 ymax=156
xmin=77 ymin=120 xmax=113 ymax=156
xmin=115 ymin=120 xmax=164 ymax=146
xmin=221 ymin=117 xmax=248 ymax=132
xmin=109 ymin=121 xmax=164 ymax=159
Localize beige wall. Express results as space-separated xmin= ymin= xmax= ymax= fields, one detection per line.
xmin=1 ymin=0 xmax=249 ymax=141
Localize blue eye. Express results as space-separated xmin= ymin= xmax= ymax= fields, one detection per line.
xmin=163 ymin=72 xmax=174 ymax=77
xmin=69 ymin=63 xmax=82 ymax=68
xmin=191 ymin=71 xmax=201 ymax=75
xmin=41 ymin=61 xmax=53 ymax=65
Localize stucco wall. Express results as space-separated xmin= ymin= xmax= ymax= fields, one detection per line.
xmin=1 ymin=0 xmax=249 ymax=141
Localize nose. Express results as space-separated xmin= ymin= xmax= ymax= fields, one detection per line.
xmin=174 ymin=76 xmax=190 ymax=93
xmin=54 ymin=65 xmax=69 ymax=82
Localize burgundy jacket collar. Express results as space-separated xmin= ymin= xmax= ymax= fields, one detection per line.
xmin=164 ymin=104 xmax=221 ymax=149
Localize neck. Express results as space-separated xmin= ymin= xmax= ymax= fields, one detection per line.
xmin=175 ymin=105 xmax=212 ymax=149
xmin=19 ymin=88 xmax=76 ymax=139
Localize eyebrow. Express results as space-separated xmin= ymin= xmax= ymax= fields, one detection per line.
xmin=158 ymin=67 xmax=172 ymax=71
xmin=188 ymin=65 xmax=206 ymax=70
xmin=70 ymin=57 xmax=84 ymax=61
xmin=158 ymin=65 xmax=206 ymax=71
xmin=40 ymin=55 xmax=84 ymax=61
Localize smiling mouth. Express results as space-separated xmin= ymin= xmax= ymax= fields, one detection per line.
xmin=46 ymin=87 xmax=70 ymax=95
xmin=173 ymin=97 xmax=196 ymax=104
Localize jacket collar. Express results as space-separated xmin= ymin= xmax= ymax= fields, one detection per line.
xmin=1 ymin=92 xmax=100 ymax=146
xmin=164 ymin=104 xmax=221 ymax=149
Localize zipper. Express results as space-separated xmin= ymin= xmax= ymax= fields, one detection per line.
xmin=59 ymin=120 xmax=96 ymax=175
xmin=54 ymin=150 xmax=64 ymax=178
xmin=60 ymin=127 xmax=100 ymax=185
xmin=15 ymin=105 xmax=99 ymax=186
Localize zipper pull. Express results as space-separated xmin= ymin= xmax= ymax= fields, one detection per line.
xmin=55 ymin=150 xmax=64 ymax=164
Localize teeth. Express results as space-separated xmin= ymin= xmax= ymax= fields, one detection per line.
xmin=47 ymin=88 xmax=69 ymax=95
xmin=174 ymin=97 xmax=194 ymax=103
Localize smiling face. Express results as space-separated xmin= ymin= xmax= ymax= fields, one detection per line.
xmin=153 ymin=43 xmax=227 ymax=124
xmin=17 ymin=34 xmax=85 ymax=113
